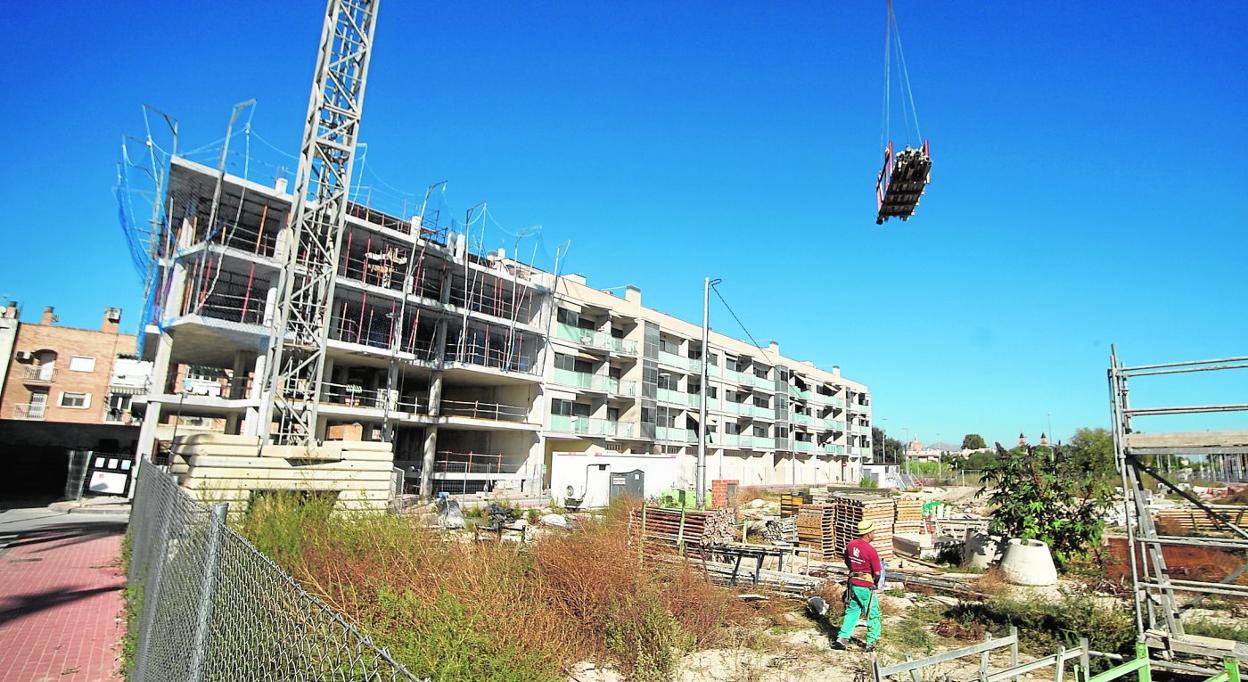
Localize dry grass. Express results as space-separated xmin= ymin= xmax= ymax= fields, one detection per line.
xmin=240 ymin=495 xmax=755 ymax=681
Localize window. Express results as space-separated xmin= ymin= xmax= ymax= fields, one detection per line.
xmin=708 ymin=386 xmax=718 ymax=399
xmin=753 ymin=425 xmax=768 ymax=438
xmin=69 ymin=356 xmax=96 ymax=372
xmin=657 ymin=373 xmax=677 ymax=390
xmin=60 ymin=391 xmax=90 ymax=408
xmin=659 ymin=337 xmax=680 ymax=354
xmin=554 ymin=354 xmax=577 ymax=372
xmin=708 ymin=353 xmax=719 ymax=367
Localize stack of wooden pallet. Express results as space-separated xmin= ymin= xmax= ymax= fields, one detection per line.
xmin=834 ymin=494 xmax=896 ymax=560
xmin=796 ymin=504 xmax=838 ymax=559
xmin=780 ymin=491 xmax=812 ymax=518
xmin=809 ymin=486 xmax=832 ymax=505
xmin=1154 ymin=505 xmax=1248 ymax=535
xmin=894 ymin=497 xmax=925 ymax=534
xmin=628 ymin=506 xmax=736 ymax=557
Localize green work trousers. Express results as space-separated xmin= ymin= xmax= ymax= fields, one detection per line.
xmin=837 ymin=584 xmax=881 ymax=645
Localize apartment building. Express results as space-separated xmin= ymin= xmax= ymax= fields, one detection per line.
xmin=0 ymin=302 xmax=151 ymax=495
xmin=137 ymin=156 xmax=869 ymax=499
xmin=543 ymin=276 xmax=872 ymax=491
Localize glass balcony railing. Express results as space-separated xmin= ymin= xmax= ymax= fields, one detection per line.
xmin=848 ymin=402 xmax=870 ymax=413
xmin=795 ymin=440 xmax=815 ymax=453
xmin=851 ymin=423 xmax=870 ymax=435
xmin=555 ymin=323 xmax=638 ymax=355
xmin=788 ymin=385 xmax=810 ymax=399
xmin=792 ymin=412 xmax=812 ymax=426
xmin=751 ymin=373 xmax=773 ymax=390
xmin=715 ymin=433 xmax=740 ymax=447
xmin=554 ymin=368 xmax=631 ymax=394
xmin=655 ymin=426 xmax=696 ymax=443
xmin=550 ymin=414 xmax=630 ymax=437
xmin=819 ymin=418 xmax=846 ymax=431
xmin=823 ymin=443 xmax=846 ymax=456
xmin=747 ymin=404 xmax=774 ymax=419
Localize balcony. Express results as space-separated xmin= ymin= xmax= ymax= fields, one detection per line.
xmin=742 ymin=435 xmax=773 ymax=449
xmin=819 ymin=417 xmax=846 ymax=431
xmin=21 ymin=366 xmax=55 ymax=385
xmin=11 ymin=403 xmax=46 ymax=420
xmin=822 ymin=443 xmax=846 ymax=456
xmin=441 ymin=399 xmax=530 ymax=423
xmin=851 ymin=423 xmax=870 ymax=435
xmin=556 ymin=323 xmax=639 ymax=355
xmin=792 ymin=412 xmax=812 ymax=426
xmin=550 ymin=414 xmax=625 ymax=437
xmin=552 ymin=368 xmax=614 ymax=393
xmin=655 ymin=426 xmax=696 ymax=443
xmin=795 ymin=440 xmax=815 ymax=453
xmin=788 ymin=385 xmax=811 ymax=399
xmin=746 ymin=404 xmax=774 ymax=419
xmin=715 ymin=432 xmax=740 ymax=447
xmin=657 ymin=388 xmax=700 ymax=407
xmin=848 ymin=402 xmax=870 ymax=414
xmin=751 ymin=373 xmax=773 ymax=390
xmin=658 ymin=350 xmax=700 ymax=372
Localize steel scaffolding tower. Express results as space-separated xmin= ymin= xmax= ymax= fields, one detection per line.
xmin=261 ymin=0 xmax=380 ymax=446
xmin=1108 ymin=347 xmax=1248 ymax=666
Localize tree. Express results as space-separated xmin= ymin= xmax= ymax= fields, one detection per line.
xmin=961 ymin=433 xmax=987 ymax=450
xmin=871 ymin=427 xmax=906 ymax=463
xmin=978 ymin=441 xmax=1115 ymax=567
xmin=1066 ymin=427 xmax=1115 ymax=480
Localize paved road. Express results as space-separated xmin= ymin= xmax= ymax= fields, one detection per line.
xmin=0 ymin=503 xmax=129 ymax=682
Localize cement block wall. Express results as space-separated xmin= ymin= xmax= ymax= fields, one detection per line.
xmin=169 ymin=433 xmax=397 ymax=512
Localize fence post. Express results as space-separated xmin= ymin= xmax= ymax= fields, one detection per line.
xmin=1010 ymin=626 xmax=1020 ymax=682
xmin=188 ymin=503 xmax=229 ymax=682
xmin=1225 ymin=658 xmax=1242 ymax=682
xmin=1134 ymin=644 xmax=1150 ymax=682
xmin=1056 ymin=646 xmax=1066 ymax=682
xmin=1079 ymin=637 xmax=1090 ymax=682
xmin=980 ymin=632 xmax=993 ymax=681
xmin=133 ymin=482 xmax=176 ymax=682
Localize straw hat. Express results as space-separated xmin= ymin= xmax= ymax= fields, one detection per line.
xmin=856 ymin=520 xmax=876 ymax=536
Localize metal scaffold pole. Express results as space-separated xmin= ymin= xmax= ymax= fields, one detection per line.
xmin=260 ymin=0 xmax=380 ymax=447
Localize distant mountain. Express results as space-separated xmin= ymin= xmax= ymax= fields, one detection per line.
xmin=928 ymin=442 xmax=959 ymax=451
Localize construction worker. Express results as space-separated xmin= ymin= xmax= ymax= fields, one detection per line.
xmin=834 ymin=520 xmax=884 ymax=651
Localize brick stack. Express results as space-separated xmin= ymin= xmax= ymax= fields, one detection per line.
xmin=834 ymin=494 xmax=895 ymax=560
xmin=710 ymin=479 xmax=739 ymax=510
xmin=894 ymin=496 xmax=925 ymax=535
xmin=780 ymin=490 xmax=812 ymax=518
xmin=796 ymin=504 xmax=838 ymax=559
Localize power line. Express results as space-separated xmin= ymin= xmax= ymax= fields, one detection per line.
xmin=709 ymin=283 xmax=774 ymax=366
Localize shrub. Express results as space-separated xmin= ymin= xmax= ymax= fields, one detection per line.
xmin=239 ymin=493 xmax=750 ymax=681
xmin=945 ymin=590 xmax=1134 ymax=658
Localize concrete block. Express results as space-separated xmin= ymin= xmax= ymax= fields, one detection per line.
xmin=998 ymin=538 xmax=1058 ymax=586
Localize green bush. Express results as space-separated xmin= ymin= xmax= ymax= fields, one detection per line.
xmin=606 ymin=589 xmax=692 ymax=682
xmin=946 ymin=590 xmax=1134 ymax=658
xmin=1185 ymin=619 xmax=1248 ymax=643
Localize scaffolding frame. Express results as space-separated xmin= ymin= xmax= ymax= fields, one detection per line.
xmin=1108 ymin=347 xmax=1248 ymax=663
xmin=261 ymin=0 xmax=380 ymax=446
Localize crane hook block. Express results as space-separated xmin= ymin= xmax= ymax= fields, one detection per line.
xmin=875 ymin=140 xmax=931 ymax=225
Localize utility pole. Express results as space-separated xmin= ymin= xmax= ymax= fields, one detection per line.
xmin=695 ymin=277 xmax=711 ymax=508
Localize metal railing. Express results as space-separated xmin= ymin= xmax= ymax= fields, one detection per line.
xmin=127 ymin=465 xmax=414 ymax=681
xmin=12 ymin=403 xmax=46 ymax=420
xmin=441 ymin=399 xmax=530 ymax=422
xmin=21 ymin=365 xmax=55 ymax=382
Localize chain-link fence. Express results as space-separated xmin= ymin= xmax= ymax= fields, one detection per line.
xmin=127 ymin=464 xmax=416 ymax=681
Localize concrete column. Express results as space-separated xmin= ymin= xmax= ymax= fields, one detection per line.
xmin=224 ymin=350 xmax=254 ymax=434
xmin=419 ymin=425 xmax=439 ymax=496
xmin=137 ymin=329 xmax=176 ymax=463
xmin=242 ymin=353 xmax=266 ymax=437
xmin=381 ymin=363 xmax=398 ymax=442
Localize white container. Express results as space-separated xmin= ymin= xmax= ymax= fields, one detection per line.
xmin=999 ymin=538 xmax=1059 ymax=586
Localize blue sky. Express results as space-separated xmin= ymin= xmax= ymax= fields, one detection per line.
xmin=1 ymin=2 xmax=1244 ymax=447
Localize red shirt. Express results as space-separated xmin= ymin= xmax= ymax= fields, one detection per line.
xmin=844 ymin=538 xmax=882 ymax=589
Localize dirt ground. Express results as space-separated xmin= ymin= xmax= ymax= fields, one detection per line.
xmin=568 ymin=592 xmax=1075 ymax=682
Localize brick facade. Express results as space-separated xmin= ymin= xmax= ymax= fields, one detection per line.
xmin=0 ymin=308 xmax=137 ymax=425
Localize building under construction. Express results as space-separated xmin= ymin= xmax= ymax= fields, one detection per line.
xmin=130 ymin=154 xmax=872 ymax=500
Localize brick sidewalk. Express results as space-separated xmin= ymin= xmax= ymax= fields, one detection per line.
xmin=0 ymin=519 xmax=126 ymax=682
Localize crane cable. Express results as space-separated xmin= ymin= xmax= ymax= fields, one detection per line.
xmin=883 ymin=0 xmax=923 ymax=146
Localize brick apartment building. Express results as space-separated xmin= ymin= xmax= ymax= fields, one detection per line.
xmin=0 ymin=302 xmax=151 ymax=497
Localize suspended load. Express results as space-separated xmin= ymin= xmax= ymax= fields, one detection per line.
xmin=874 ymin=0 xmax=932 ymax=225
xmin=875 ymin=140 xmax=931 ymax=224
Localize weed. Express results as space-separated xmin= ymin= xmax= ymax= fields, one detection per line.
xmin=944 ymin=589 xmax=1135 ymax=657
xmin=1185 ymin=618 xmax=1248 ymax=643
xmin=891 ymin=616 xmax=934 ymax=654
